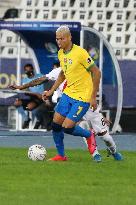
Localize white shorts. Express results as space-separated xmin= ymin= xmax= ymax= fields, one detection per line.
xmin=83 ymin=107 xmax=108 ymax=134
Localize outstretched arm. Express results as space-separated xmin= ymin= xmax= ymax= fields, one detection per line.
xmin=9 ymin=75 xmax=48 ymax=90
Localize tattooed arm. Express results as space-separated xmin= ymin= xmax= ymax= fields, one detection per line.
xmin=9 ymin=75 xmax=48 ymax=90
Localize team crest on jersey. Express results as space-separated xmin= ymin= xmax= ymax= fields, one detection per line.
xmin=64 ymin=58 xmax=67 ymax=63
xmin=68 ymin=59 xmax=72 ymax=64
xmin=87 ymin=58 xmax=92 ymax=64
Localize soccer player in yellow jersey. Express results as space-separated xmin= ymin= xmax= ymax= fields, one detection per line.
xmin=42 ymin=25 xmax=101 ymax=162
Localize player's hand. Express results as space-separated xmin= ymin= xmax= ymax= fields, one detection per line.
xmin=9 ymin=84 xmax=20 ymax=90
xmin=42 ymin=90 xmax=53 ymax=102
xmin=90 ymin=97 xmax=97 ymax=111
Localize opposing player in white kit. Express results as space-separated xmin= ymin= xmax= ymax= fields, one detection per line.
xmin=79 ymin=106 xmax=123 ymax=162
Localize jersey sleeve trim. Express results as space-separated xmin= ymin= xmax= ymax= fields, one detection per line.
xmin=86 ymin=63 xmax=95 ymax=72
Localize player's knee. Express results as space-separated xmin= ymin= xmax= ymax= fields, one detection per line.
xmin=98 ymin=130 xmax=107 ymax=136
xmin=63 ymin=127 xmax=74 ymax=134
xmin=62 ymin=122 xmax=75 ymax=134
xmin=62 ymin=121 xmax=74 ymax=134
xmin=62 ymin=120 xmax=75 ymax=129
xmin=52 ymin=122 xmax=62 ymax=132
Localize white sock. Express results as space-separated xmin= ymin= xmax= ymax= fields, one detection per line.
xmin=100 ymin=132 xmax=116 ymax=153
xmin=92 ymin=146 xmax=100 ymax=157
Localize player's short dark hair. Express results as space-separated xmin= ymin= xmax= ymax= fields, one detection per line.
xmin=24 ymin=63 xmax=34 ymax=70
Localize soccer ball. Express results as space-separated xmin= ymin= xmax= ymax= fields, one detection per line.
xmin=28 ymin=144 xmax=47 ymax=161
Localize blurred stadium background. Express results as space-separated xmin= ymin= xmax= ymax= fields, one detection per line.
xmin=0 ymin=0 xmax=136 ymax=133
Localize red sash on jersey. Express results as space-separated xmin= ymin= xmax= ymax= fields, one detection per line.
xmin=62 ymin=81 xmax=67 ymax=91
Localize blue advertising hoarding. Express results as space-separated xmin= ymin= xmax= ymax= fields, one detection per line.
xmin=0 ymin=21 xmax=81 ymax=31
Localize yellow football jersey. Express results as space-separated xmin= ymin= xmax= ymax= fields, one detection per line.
xmin=58 ymin=44 xmax=95 ymax=102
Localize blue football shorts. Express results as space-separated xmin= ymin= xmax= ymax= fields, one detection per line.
xmin=55 ymin=93 xmax=90 ymax=122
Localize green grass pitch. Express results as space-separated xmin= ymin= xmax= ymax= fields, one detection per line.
xmin=0 ymin=148 xmax=136 ymax=205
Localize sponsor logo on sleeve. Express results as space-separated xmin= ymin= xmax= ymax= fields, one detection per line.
xmin=87 ymin=58 xmax=92 ymax=64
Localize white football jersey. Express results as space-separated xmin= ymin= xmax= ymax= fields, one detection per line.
xmin=46 ymin=67 xmax=65 ymax=103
